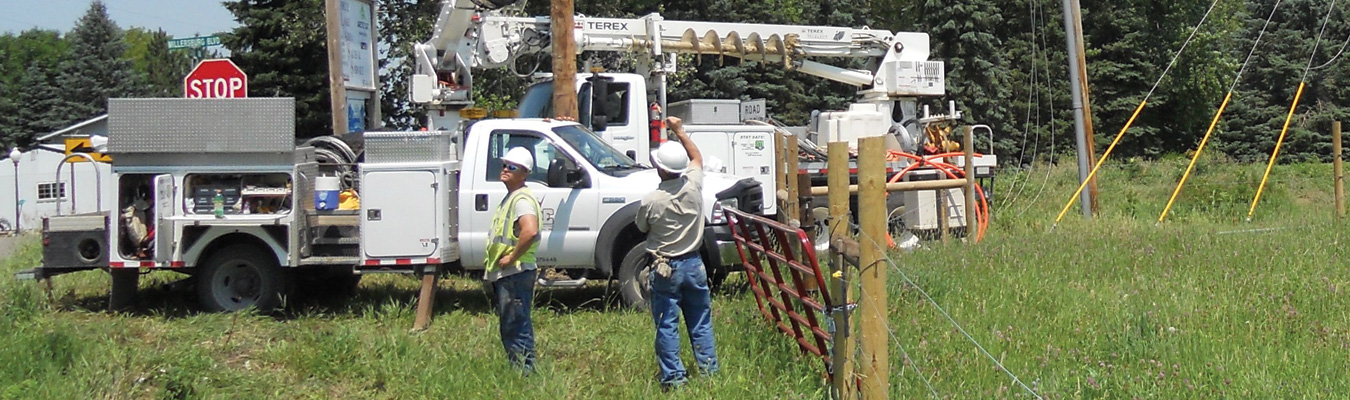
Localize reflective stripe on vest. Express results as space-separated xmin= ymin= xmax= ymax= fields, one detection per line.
xmin=485 ymin=188 xmax=541 ymax=272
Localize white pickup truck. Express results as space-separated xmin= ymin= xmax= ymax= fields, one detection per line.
xmin=20 ymin=98 xmax=764 ymax=312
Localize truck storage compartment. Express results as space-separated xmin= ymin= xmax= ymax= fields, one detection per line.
xmin=42 ymin=213 xmax=110 ymax=268
xmin=359 ymin=130 xmax=461 ymax=263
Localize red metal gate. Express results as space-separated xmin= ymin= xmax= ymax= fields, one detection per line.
xmin=726 ymin=208 xmax=835 ymax=371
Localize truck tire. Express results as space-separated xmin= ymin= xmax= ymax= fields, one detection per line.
xmin=196 ymin=244 xmax=290 ymax=312
xmin=618 ymin=244 xmax=653 ymax=311
xmin=619 ymin=242 xmax=725 ymax=311
xmin=108 ymin=268 xmax=139 ymax=312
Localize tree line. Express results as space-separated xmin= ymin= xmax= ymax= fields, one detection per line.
xmin=0 ymin=1 xmax=206 ymax=149
xmin=2 ymin=0 xmax=1346 ymax=164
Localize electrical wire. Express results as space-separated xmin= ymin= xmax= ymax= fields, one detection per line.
xmin=1248 ymin=0 xmax=1341 ymax=220
xmin=850 ymin=269 xmax=941 ymax=399
xmin=1017 ymin=0 xmax=1060 ymax=219
xmin=1159 ymin=0 xmax=1284 ymax=224
xmin=853 ymin=228 xmax=1044 ymax=400
xmin=1052 ymin=0 xmax=1225 ymax=227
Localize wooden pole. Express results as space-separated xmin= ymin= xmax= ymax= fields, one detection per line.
xmin=827 ymin=142 xmax=855 ymax=400
xmin=856 ymin=136 xmax=888 ymax=399
xmin=786 ymin=136 xmax=801 ymax=226
xmin=776 ymin=133 xmax=789 ymax=223
xmin=1335 ymin=121 xmax=1344 ymax=218
xmin=323 ymin=0 xmax=348 ymax=136
xmin=412 ymin=266 xmax=438 ymax=331
xmin=797 ymin=172 xmax=818 ymax=292
xmin=550 ymin=0 xmax=578 ymax=120
xmin=1071 ymin=0 xmax=1099 ymax=213
xmin=1061 ymin=0 xmax=1093 ymax=217
xmin=807 ymin=178 xmax=971 ymax=196
xmin=964 ymin=126 xmax=977 ymax=242
xmin=937 ymin=188 xmax=949 ymax=244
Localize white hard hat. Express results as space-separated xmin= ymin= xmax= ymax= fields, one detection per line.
xmin=502 ymin=147 xmax=534 ymax=171
xmin=650 ymin=141 xmax=689 ymax=174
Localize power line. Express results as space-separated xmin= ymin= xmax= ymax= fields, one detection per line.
xmin=854 ymin=226 xmax=1044 ymax=399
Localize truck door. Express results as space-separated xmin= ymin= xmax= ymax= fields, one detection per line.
xmin=361 ymin=170 xmax=439 ymax=258
xmin=153 ymin=174 xmax=174 ymax=263
xmin=464 ymin=130 xmax=598 ymax=268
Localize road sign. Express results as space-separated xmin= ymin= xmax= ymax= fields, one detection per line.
xmin=741 ymin=98 xmax=767 ymax=121
xmin=167 ymin=35 xmax=221 ymax=50
xmin=63 ymin=137 xmax=111 ymax=163
xmin=184 ymin=59 xmax=248 ymax=99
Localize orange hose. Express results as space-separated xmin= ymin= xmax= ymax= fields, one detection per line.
xmin=879 ymin=150 xmax=993 ymax=243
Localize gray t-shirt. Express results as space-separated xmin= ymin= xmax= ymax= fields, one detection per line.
xmin=636 ymin=168 xmax=705 ymax=257
xmin=484 ymin=195 xmax=539 ymax=282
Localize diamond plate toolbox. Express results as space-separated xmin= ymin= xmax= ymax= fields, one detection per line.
xmin=364 ymin=130 xmax=459 ymax=163
xmin=107 ymin=98 xmax=295 ymax=154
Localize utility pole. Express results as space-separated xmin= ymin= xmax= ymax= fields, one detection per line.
xmin=1062 ymin=0 xmax=1097 ymax=217
xmin=551 ymin=0 xmax=579 ymax=120
xmin=1070 ymin=0 xmax=1099 ymax=214
xmin=323 ymin=0 xmax=348 ymax=136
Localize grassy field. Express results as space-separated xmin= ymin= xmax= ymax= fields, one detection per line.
xmin=3 ymin=156 xmax=1348 ymax=399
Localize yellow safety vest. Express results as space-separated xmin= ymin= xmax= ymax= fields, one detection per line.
xmin=485 ymin=188 xmax=541 ymax=273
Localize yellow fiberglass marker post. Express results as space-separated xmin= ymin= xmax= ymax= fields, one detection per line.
xmin=1054 ymin=100 xmax=1149 ymax=226
xmin=1247 ymin=82 xmax=1306 ymax=221
xmin=1159 ymin=91 xmax=1234 ymax=224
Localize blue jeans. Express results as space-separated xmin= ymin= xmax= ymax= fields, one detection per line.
xmin=649 ymin=253 xmax=719 ymax=386
xmin=493 ymin=269 xmax=537 ymax=372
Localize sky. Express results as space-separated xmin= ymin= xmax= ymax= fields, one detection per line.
xmin=0 ymin=0 xmax=239 ymax=39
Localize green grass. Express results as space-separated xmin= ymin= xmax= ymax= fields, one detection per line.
xmin=880 ymin=156 xmax=1349 ymax=398
xmin=0 ymin=242 xmax=824 ymax=399
xmin=3 ymin=156 xmax=1348 ymax=398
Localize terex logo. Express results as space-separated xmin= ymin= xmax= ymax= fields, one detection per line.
xmin=586 ymin=21 xmax=629 ymax=31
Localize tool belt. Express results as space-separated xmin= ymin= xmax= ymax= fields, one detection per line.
xmin=652 ymin=255 xmax=674 ymax=279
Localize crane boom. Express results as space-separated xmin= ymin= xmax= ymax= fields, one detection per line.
xmin=411 ymin=2 xmax=947 ymax=125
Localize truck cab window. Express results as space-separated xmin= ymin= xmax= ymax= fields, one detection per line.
xmin=486 ymin=130 xmax=579 ymax=188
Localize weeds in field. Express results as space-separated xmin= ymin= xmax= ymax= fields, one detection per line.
xmin=1 ymin=159 xmax=1347 ymax=398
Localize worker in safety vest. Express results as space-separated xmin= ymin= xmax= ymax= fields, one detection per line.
xmin=484 ymin=146 xmax=542 ymax=374
xmin=636 ymin=116 xmax=719 ymax=390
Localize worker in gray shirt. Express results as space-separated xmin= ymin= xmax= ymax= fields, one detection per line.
xmin=636 ymin=115 xmax=719 ymax=390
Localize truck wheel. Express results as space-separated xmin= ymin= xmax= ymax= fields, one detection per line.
xmin=196 ymin=245 xmax=290 ymax=312
xmin=618 ymin=244 xmax=653 ymax=311
xmin=108 ymin=268 xmax=139 ymax=312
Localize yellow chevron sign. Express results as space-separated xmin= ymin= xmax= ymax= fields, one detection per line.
xmin=63 ymin=137 xmax=112 ymax=163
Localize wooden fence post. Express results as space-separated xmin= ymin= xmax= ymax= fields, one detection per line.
xmin=776 ymin=132 xmax=789 ymax=223
xmin=964 ymin=126 xmax=977 ymax=241
xmin=827 ymin=142 xmax=854 ymax=399
xmin=786 ymin=136 xmax=801 ymax=226
xmin=1335 ymin=121 xmax=1343 ymax=218
xmin=412 ymin=265 xmax=438 ymax=331
xmin=857 ymin=136 xmax=889 ymax=399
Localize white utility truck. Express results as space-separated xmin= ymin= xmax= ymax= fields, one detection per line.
xmin=19 ymin=98 xmax=762 ymax=311
xmin=411 ymin=1 xmax=999 ymax=234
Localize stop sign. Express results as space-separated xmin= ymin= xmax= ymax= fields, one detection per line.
xmin=184 ymin=59 xmax=248 ymax=99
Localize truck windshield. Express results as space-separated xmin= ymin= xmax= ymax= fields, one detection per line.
xmin=518 ymin=82 xmax=552 ymax=118
xmin=552 ymin=125 xmax=646 ymax=176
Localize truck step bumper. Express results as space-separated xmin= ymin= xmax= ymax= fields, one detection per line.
xmin=14 ymin=266 xmax=100 ymax=280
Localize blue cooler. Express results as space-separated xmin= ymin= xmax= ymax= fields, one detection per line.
xmin=315 ymin=176 xmax=340 ymax=210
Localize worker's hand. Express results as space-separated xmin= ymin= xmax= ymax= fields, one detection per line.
xmin=665 ymin=116 xmax=684 ymax=140
xmin=496 ymin=256 xmax=514 ymax=269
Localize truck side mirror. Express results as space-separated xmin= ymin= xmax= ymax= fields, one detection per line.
xmin=547 ymin=158 xmax=589 ymax=188
xmin=586 ymin=75 xmax=614 ymax=131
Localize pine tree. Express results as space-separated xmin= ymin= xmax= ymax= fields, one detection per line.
xmin=17 ymin=62 xmax=68 ymax=147
xmin=60 ymin=0 xmax=143 ymax=123
xmin=1222 ymin=0 xmax=1350 ymax=162
xmin=126 ymin=28 xmax=193 ymax=96
xmin=222 ymin=0 xmax=331 ymax=137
